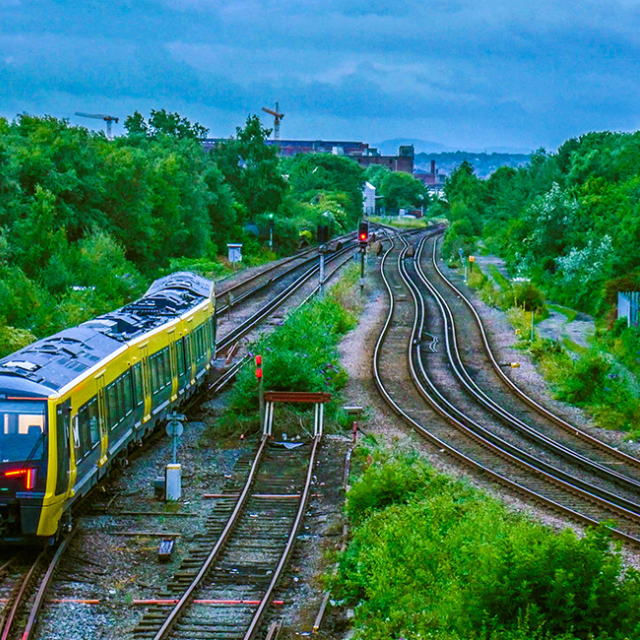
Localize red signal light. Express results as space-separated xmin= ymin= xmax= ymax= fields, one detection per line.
xmin=358 ymin=221 xmax=369 ymax=245
xmin=5 ymin=468 xmax=37 ymax=490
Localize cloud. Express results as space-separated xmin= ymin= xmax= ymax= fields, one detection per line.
xmin=2 ymin=0 xmax=640 ymax=149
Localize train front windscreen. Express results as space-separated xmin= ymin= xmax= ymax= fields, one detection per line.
xmin=0 ymin=400 xmax=47 ymax=465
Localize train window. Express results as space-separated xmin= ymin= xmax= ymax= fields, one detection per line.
xmin=185 ymin=335 xmax=193 ymax=370
xmin=162 ymin=348 xmax=171 ymax=387
xmin=209 ymin=318 xmax=215 ymax=349
xmin=133 ymin=364 xmax=144 ymax=407
xmin=0 ymin=400 xmax=46 ymax=463
xmin=195 ymin=327 xmax=203 ymax=359
xmin=77 ymin=398 xmax=99 ymax=458
xmin=55 ymin=401 xmax=71 ymax=495
xmin=151 ymin=355 xmax=160 ymax=395
xmin=88 ymin=400 xmax=99 ymax=447
xmin=107 ymin=383 xmax=119 ymax=429
xmin=122 ymin=372 xmax=133 ymax=416
xmin=72 ymin=416 xmax=80 ymax=450
xmin=117 ymin=377 xmax=126 ymax=419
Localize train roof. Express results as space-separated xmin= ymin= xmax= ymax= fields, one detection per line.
xmin=0 ymin=271 xmax=213 ymax=394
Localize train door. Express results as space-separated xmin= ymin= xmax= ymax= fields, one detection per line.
xmin=207 ymin=316 xmax=215 ymax=367
xmin=95 ymin=374 xmax=108 ymax=467
xmin=54 ymin=400 xmax=71 ymax=496
xmin=140 ymin=345 xmax=151 ymax=422
xmin=168 ymin=331 xmax=178 ymax=401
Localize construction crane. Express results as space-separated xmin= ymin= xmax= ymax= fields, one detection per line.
xmin=75 ymin=112 xmax=119 ymax=139
xmin=261 ymin=102 xmax=284 ymax=141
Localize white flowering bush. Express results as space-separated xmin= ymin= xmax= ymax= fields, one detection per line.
xmin=556 ymin=235 xmax=613 ymax=297
xmin=521 ymin=183 xmax=579 ymax=262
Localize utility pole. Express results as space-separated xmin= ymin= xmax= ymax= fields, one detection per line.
xmin=256 ymin=355 xmax=265 ymax=431
xmin=531 ymin=310 xmax=535 ymax=342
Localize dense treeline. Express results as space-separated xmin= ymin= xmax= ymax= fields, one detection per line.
xmin=440 ymin=131 xmax=640 ymax=434
xmin=442 ymin=132 xmax=640 ymax=318
xmin=0 ymin=111 xmax=366 ymax=356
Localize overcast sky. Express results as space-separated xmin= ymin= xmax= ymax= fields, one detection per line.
xmin=1 ymin=0 xmax=639 ymax=152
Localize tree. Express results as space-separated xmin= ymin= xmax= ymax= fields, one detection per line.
xmin=379 ymin=171 xmax=429 ymax=212
xmin=148 ymin=109 xmax=208 ymax=140
xmin=123 ymin=111 xmax=148 ymax=136
xmin=124 ymin=109 xmax=208 ymax=140
xmin=284 ymin=153 xmax=365 ymax=227
xmin=364 ymin=164 xmax=391 ymax=189
xmin=213 ymin=115 xmax=286 ymax=220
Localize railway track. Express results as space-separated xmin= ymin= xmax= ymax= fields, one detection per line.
xmin=216 ymin=239 xmax=359 ymax=353
xmin=0 ymin=534 xmax=74 ymax=640
xmin=216 ymin=233 xmax=357 ymax=314
xmin=133 ymin=436 xmax=319 ymax=640
xmin=374 ymin=229 xmax=640 ymax=545
xmin=421 ymin=233 xmax=640 ymax=473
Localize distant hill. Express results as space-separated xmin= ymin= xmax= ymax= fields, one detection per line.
xmin=373 ymin=138 xmax=451 ymax=155
xmin=374 ymin=139 xmax=534 ymax=156
xmin=416 ymin=151 xmax=531 ymax=179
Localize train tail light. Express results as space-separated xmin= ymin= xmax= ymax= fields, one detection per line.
xmin=4 ymin=468 xmax=37 ymax=490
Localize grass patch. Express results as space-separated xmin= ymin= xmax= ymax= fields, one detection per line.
xmin=332 ymin=444 xmax=640 ymax=640
xmin=487 ymin=263 xmax=510 ymax=290
xmin=561 ymin=337 xmax=589 ymax=355
xmin=528 ymin=338 xmax=640 ymax=434
xmin=369 ymin=215 xmax=428 ymax=229
xmin=548 ymin=303 xmax=578 ymax=323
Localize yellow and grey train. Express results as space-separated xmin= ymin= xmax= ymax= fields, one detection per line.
xmin=0 ymin=272 xmax=215 ymax=544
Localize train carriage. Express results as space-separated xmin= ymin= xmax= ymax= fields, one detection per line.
xmin=0 ymin=272 xmax=215 ymax=544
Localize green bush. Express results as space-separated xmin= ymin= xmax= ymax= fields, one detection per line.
xmin=333 ymin=448 xmax=640 ymax=640
xmin=501 ymin=281 xmax=546 ymax=312
xmin=345 ymin=453 xmax=434 ymax=523
xmin=556 ymin=352 xmax=612 ymax=404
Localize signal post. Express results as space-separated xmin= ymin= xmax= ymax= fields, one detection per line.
xmin=358 ymin=221 xmax=369 ymax=293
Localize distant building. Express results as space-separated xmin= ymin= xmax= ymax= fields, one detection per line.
xmin=363 ymin=182 xmax=376 ymax=215
xmin=354 ymin=144 xmax=414 ymax=175
xmin=202 ymin=138 xmax=414 ymax=174
xmin=202 ymin=138 xmax=370 ymax=157
xmin=414 ymin=159 xmax=446 ymax=194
